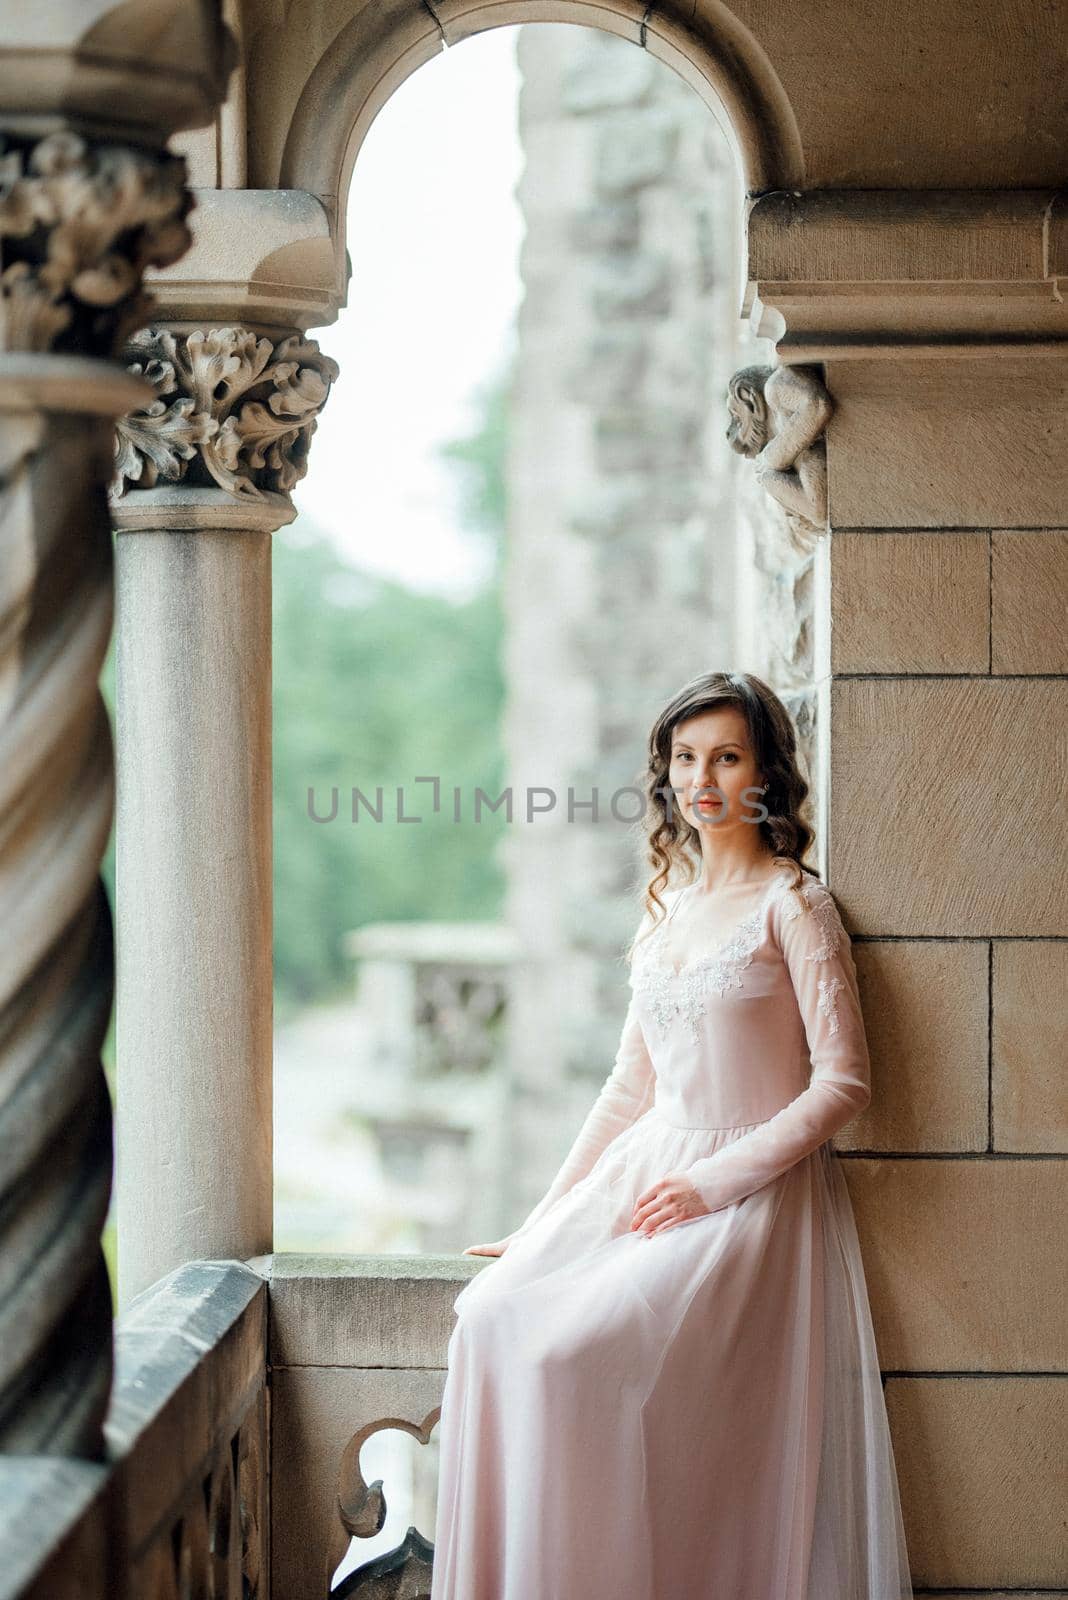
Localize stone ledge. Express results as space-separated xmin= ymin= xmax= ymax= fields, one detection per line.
xmin=252 ymin=1252 xmax=483 ymax=1369
xmin=745 ymin=190 xmax=1068 ymax=357
xmin=749 ymin=190 xmax=1063 ymax=283
xmin=107 ymin=1260 xmax=267 ymax=1553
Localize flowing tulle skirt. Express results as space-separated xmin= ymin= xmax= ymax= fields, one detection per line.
xmin=430 ymin=1105 xmax=913 ymax=1600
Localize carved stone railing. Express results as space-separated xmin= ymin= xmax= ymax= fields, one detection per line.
xmin=0 ymin=1261 xmax=268 ymax=1600
xmin=255 ymin=1253 xmax=481 ymax=1600
xmin=342 ymin=924 xmax=519 ymax=1252
xmin=346 ymin=921 xmax=518 ymax=1081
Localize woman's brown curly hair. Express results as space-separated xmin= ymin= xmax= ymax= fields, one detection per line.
xmin=625 ymin=671 xmax=818 ymax=964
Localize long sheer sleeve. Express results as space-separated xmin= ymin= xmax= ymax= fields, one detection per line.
xmin=683 ymin=879 xmax=871 ymax=1212
xmin=512 ymin=987 xmax=656 ymax=1238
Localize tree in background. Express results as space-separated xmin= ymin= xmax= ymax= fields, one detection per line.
xmin=272 ymin=357 xmax=511 ymax=1014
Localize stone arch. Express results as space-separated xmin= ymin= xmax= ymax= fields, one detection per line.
xmin=278 ymin=0 xmax=804 ymax=305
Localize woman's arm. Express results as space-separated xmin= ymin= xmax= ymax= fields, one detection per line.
xmin=510 ymin=987 xmax=656 ymax=1239
xmin=682 ymin=879 xmax=871 ymax=1212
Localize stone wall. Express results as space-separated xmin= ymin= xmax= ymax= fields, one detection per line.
xmin=817 ymin=368 xmax=1068 ymax=1588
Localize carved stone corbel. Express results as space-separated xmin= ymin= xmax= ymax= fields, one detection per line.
xmin=726 ymin=363 xmax=833 ymax=552
xmin=113 ymin=325 xmax=339 ymax=500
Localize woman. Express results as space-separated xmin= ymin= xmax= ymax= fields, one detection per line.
xmin=430 ymin=672 xmax=913 ymax=1600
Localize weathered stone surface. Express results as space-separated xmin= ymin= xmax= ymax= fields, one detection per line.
xmin=594 ymin=111 xmax=681 ymax=196
xmin=594 ymin=404 xmax=701 ymax=473
xmin=568 ymin=197 xmax=642 ymax=252
xmin=272 ymin=1362 xmax=446 ymax=1600
xmin=828 ymin=678 xmax=1068 ymax=936
xmin=824 ymin=532 xmax=989 ymax=674
xmin=565 ymin=328 xmax=647 ymax=402
xmin=114 ymin=525 xmax=275 ymax=1308
xmin=142 ymin=187 xmax=340 ymax=331
xmin=842 ymin=1161 xmax=1066 ymax=1370
xmin=992 ymin=530 xmax=1068 ymax=674
xmin=589 ymin=252 xmax=673 ymax=319
xmin=837 ymin=941 xmax=988 ymax=1152
xmin=992 ymin=941 xmax=1068 ymax=1152
xmin=108 ymin=1262 xmax=267 ymax=1551
xmin=253 ymin=0 xmax=1068 ymax=218
xmin=254 ymin=1253 xmax=479 ymax=1368
xmin=886 ymin=1377 xmax=1068 ymax=1589
xmin=749 ymin=190 xmax=1058 ymax=285
xmin=560 ymin=35 xmax=655 ymax=112
xmin=825 ymin=359 xmax=1068 ymax=528
xmin=0 ymin=1460 xmax=110 ymax=1600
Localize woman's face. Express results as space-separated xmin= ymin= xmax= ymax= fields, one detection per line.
xmin=667 ymin=706 xmax=765 ymax=832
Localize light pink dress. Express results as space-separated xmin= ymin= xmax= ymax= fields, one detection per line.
xmin=431 ymin=865 xmax=913 ymax=1600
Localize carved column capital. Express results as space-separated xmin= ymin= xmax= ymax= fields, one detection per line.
xmin=112 ymin=325 xmax=339 ymax=506
xmin=0 ymin=132 xmax=191 ymax=358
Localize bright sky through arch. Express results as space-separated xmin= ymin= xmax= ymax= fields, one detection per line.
xmin=292 ymin=27 xmax=524 ymax=599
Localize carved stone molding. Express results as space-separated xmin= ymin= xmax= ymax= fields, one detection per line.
xmin=0 ymin=132 xmax=191 ymax=358
xmin=332 ymin=1410 xmax=440 ymax=1595
xmin=113 ymin=326 xmax=339 ymax=501
xmin=726 ymin=362 xmax=834 ymax=552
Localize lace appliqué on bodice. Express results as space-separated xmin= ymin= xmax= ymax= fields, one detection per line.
xmin=631 ymin=896 xmax=771 ymax=1046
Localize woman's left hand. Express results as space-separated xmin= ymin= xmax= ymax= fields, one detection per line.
xmin=630 ymin=1172 xmax=710 ymax=1237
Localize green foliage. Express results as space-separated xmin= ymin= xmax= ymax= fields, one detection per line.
xmin=272 ymin=359 xmax=512 ymax=1011
xmin=439 ymin=362 xmax=512 ymax=541
xmin=272 ymin=538 xmax=507 ymax=1010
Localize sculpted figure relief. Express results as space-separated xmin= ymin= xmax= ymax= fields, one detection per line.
xmin=726 ymin=364 xmax=834 ymax=548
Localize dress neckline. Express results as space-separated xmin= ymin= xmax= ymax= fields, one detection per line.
xmin=653 ymin=869 xmax=787 ymax=978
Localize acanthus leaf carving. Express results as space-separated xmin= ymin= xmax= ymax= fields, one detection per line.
xmin=0 ymin=131 xmax=190 ymax=357
xmin=113 ymin=328 xmax=340 ymax=501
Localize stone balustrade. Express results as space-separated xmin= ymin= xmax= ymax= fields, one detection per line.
xmin=258 ymin=1254 xmax=478 ymax=1599
xmin=0 ymin=1262 xmax=268 ymax=1600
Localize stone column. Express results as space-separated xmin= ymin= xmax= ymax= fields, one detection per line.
xmin=111 ymin=324 xmax=337 ymax=1309
xmin=0 ymin=2 xmax=231 ymax=1456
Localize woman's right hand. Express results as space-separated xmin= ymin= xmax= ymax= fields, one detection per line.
xmin=462 ymin=1233 xmax=517 ymax=1257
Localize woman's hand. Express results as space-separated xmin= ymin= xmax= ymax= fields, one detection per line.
xmin=462 ymin=1232 xmax=517 ymax=1257
xmin=630 ymin=1172 xmax=710 ymax=1237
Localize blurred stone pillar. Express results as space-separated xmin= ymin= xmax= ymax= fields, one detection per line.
xmin=505 ymin=26 xmax=774 ymax=1228
xmin=0 ymin=3 xmax=231 ymax=1454
xmin=747 ymin=189 xmax=1068 ymax=1589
